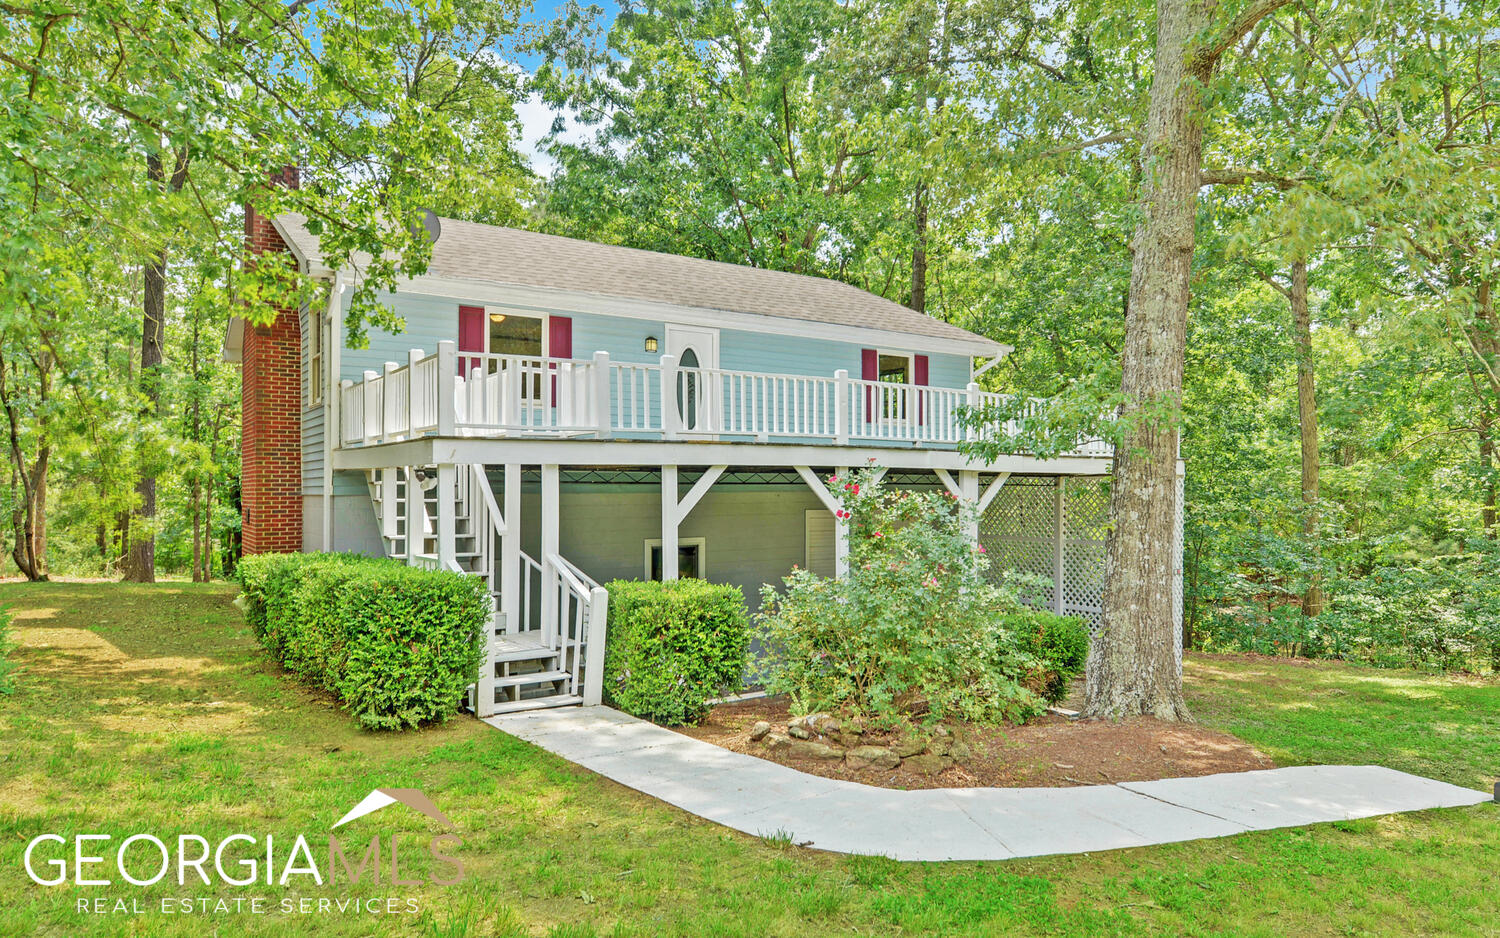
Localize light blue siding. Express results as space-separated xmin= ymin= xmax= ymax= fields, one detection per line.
xmin=300 ymin=304 xmax=325 ymax=496
xmin=335 ymin=288 xmax=971 ymax=387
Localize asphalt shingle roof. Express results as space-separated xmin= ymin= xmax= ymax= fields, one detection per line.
xmin=275 ymin=214 xmax=1002 ymax=352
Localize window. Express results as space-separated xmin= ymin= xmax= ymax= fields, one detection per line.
xmin=644 ymin=537 xmax=706 ymax=581
xmin=487 ymin=312 xmax=543 ymax=357
xmin=878 ymin=353 xmax=911 ymax=384
xmin=877 ymin=352 xmax=911 ymax=418
xmin=307 ymin=304 xmax=324 ymax=406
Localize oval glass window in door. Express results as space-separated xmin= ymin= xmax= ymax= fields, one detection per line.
xmin=676 ymin=347 xmax=700 ymax=429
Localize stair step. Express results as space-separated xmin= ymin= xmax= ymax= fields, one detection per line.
xmin=492 ymin=633 xmax=560 ymax=662
xmin=493 ymin=669 xmax=571 ymax=688
xmin=487 ymin=694 xmax=583 ymax=715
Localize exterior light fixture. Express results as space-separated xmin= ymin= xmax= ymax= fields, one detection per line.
xmin=489 ymin=313 xmax=507 ymax=324
xmin=644 ymin=336 xmax=658 ymax=353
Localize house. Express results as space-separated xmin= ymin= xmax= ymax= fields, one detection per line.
xmin=226 ymin=198 xmax=1182 ymax=718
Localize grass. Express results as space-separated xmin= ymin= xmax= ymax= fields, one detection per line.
xmin=0 ymin=582 xmax=1494 ymax=937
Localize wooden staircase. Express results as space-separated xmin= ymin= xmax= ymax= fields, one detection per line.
xmin=364 ymin=464 xmax=607 ymax=717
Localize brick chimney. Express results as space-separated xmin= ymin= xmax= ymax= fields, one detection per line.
xmin=241 ymin=167 xmax=304 ymax=555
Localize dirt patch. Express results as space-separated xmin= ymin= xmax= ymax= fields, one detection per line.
xmin=674 ymin=696 xmax=1274 ymax=789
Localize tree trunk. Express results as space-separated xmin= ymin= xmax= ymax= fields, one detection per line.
xmin=0 ymin=347 xmax=51 ymax=581
xmin=122 ymin=147 xmax=188 ymax=583
xmin=1083 ymin=0 xmax=1216 ymax=722
xmin=1290 ymin=259 xmax=1323 ymax=616
xmin=910 ymin=182 xmax=928 ymax=313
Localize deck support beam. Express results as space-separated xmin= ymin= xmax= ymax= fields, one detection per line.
xmin=541 ymin=464 xmax=560 ymax=645
xmin=436 ymin=464 xmax=457 ymax=570
xmin=659 ymin=463 xmax=726 ymax=581
xmin=501 ymin=463 xmax=521 ymax=634
xmin=936 ymin=469 xmax=1010 ymax=546
xmin=795 ymin=465 xmax=885 ymax=579
xmin=1053 ymin=477 xmax=1066 ymax=615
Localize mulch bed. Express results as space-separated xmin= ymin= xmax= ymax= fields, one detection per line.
xmin=673 ymin=694 xmax=1274 ymax=790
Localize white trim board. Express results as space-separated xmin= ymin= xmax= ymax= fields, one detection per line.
xmin=333 ymin=436 xmax=1120 ymax=476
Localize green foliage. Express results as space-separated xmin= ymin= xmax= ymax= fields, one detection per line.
xmin=0 ymin=605 xmax=17 ymax=696
xmin=237 ymin=553 xmax=489 ymax=730
xmin=602 ymin=578 xmax=750 ymax=726
xmin=1201 ymin=538 xmax=1500 ymax=673
xmin=756 ymin=466 xmax=1046 ymax=727
xmin=1010 ymin=612 xmax=1090 ymax=704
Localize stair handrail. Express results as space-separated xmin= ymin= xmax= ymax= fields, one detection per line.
xmin=554 ymin=553 xmax=601 ymax=592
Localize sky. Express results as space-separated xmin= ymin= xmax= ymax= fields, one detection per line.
xmin=512 ymin=0 xmax=619 ymax=175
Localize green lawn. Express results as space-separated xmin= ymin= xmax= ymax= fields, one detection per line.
xmin=0 ymin=582 xmax=1495 ymax=937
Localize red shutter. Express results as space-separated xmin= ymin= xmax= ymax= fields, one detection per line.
xmin=548 ymin=316 xmax=572 ymax=359
xmin=862 ymin=348 xmax=878 ymax=422
xmin=458 ymin=305 xmax=485 ymax=375
xmin=548 ymin=316 xmax=572 ymax=404
xmin=914 ymin=354 xmax=929 ymax=425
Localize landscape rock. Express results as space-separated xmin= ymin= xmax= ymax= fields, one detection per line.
xmin=748 ymin=721 xmax=772 ymax=742
xmin=787 ymin=724 xmax=815 ymax=740
xmin=808 ymin=713 xmax=842 ymax=735
xmin=765 ymin=733 xmax=792 ymax=753
xmin=786 ymin=740 xmax=844 ymax=761
xmin=927 ymin=735 xmax=953 ymax=757
xmin=845 ymin=745 xmax=900 ymax=771
xmin=892 ymin=737 xmax=927 ymax=759
xmin=904 ymin=753 xmax=952 ymax=776
xmin=949 ymin=741 xmax=973 ymax=763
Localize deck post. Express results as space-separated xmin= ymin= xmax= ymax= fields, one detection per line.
xmin=1053 ymin=476 xmax=1066 ymax=615
xmin=436 ymin=341 xmax=457 ymax=436
xmin=382 ymin=362 xmax=399 ymax=440
xmin=339 ymin=380 xmax=353 ymax=445
xmin=960 ymin=470 xmax=980 ymax=545
xmin=593 ymin=351 xmax=612 ymax=439
xmin=834 ymin=369 xmax=850 ymax=444
xmin=380 ymin=467 xmax=399 ymax=542
xmin=407 ymin=349 xmax=422 ymax=436
xmin=501 ymin=463 xmax=521 ymax=634
xmin=835 ymin=466 xmax=850 ymax=577
xmin=403 ymin=465 xmax=422 ymax=564
xmin=436 ymin=463 xmax=457 ymax=570
xmin=541 ymin=464 xmax=560 ymax=648
xmin=362 ymin=370 xmax=378 ymax=443
xmin=661 ymin=464 xmax=679 ymax=579
xmin=582 ymin=586 xmax=608 ymax=705
xmin=503 ymin=357 xmax=522 ymax=428
xmin=660 ymin=354 xmax=680 ymax=440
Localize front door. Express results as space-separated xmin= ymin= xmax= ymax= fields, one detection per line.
xmin=665 ymin=324 xmax=719 ymax=433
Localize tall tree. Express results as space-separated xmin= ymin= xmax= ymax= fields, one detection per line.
xmin=1084 ymin=0 xmax=1291 ymax=721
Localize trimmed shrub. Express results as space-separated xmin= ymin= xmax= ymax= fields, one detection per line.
xmin=756 ymin=466 xmax=1046 ymax=728
xmin=1009 ymin=611 xmax=1090 ymax=703
xmin=237 ymin=553 xmax=489 ymax=730
xmin=603 ymin=578 xmax=749 ymax=725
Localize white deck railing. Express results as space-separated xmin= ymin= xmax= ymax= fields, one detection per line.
xmin=338 ymin=341 xmax=1111 ymax=456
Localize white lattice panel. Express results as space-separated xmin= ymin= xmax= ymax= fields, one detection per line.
xmin=1062 ymin=477 xmax=1109 ymax=629
xmin=980 ymin=476 xmax=1109 ymax=633
xmin=979 ymin=477 xmax=1057 ymax=610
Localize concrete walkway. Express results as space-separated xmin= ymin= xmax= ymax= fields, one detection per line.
xmin=486 ymin=706 xmax=1492 ymax=861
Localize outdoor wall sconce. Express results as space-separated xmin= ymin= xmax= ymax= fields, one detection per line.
xmin=644 ymin=336 xmax=658 ymax=353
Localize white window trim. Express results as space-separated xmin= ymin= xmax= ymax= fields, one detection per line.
xmin=481 ymin=307 xmax=550 ymax=358
xmin=643 ymin=536 xmax=707 ymax=580
xmin=307 ymin=304 xmax=325 ymax=409
xmin=875 ymin=349 xmax=915 ymax=384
